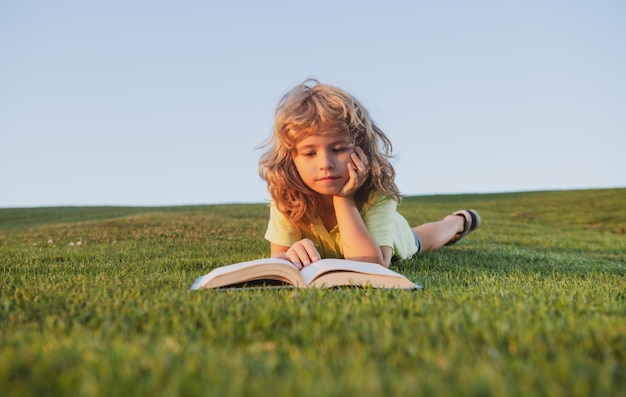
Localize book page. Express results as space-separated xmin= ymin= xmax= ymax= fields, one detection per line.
xmin=191 ymin=257 xmax=302 ymax=289
xmin=299 ymin=259 xmax=410 ymax=285
xmin=208 ymin=257 xmax=295 ymax=278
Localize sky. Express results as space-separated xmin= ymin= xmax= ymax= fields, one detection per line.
xmin=1 ymin=0 xmax=625 ymax=208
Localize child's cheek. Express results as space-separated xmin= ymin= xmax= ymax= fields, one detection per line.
xmin=342 ymin=153 xmax=354 ymax=173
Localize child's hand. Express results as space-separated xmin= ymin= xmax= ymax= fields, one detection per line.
xmin=336 ymin=146 xmax=369 ymax=198
xmin=280 ymin=238 xmax=321 ymax=270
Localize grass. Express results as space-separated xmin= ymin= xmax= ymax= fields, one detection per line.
xmin=1 ymin=189 xmax=624 ymax=396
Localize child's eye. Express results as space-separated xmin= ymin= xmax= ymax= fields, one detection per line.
xmin=333 ymin=147 xmax=347 ymax=152
xmin=302 ymin=151 xmax=316 ymax=157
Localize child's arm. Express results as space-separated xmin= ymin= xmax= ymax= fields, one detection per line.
xmin=333 ymin=196 xmax=392 ymax=267
xmin=334 ymin=147 xmax=392 ymax=267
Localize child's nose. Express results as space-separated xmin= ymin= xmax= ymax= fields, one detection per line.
xmin=319 ymin=151 xmax=334 ymax=170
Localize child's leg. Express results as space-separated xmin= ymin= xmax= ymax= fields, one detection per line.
xmin=413 ymin=210 xmax=480 ymax=251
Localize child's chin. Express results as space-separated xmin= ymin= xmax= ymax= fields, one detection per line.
xmin=313 ymin=187 xmax=341 ymax=196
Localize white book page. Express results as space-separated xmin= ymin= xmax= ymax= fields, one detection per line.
xmin=299 ymin=259 xmax=395 ymax=284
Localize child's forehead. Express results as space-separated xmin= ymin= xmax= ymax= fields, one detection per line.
xmin=294 ymin=131 xmax=353 ymax=147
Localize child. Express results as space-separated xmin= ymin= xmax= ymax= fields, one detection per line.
xmin=258 ymin=79 xmax=480 ymax=269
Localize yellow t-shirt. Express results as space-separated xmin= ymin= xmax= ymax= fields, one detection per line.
xmin=264 ymin=194 xmax=418 ymax=260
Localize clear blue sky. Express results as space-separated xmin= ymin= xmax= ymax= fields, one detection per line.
xmin=2 ymin=0 xmax=625 ymax=208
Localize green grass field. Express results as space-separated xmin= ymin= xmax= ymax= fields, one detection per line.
xmin=1 ymin=189 xmax=624 ymax=396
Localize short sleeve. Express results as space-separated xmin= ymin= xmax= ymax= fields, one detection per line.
xmin=361 ymin=194 xmax=418 ymax=259
xmin=264 ymin=202 xmax=302 ymax=248
xmin=361 ymin=195 xmax=397 ymax=248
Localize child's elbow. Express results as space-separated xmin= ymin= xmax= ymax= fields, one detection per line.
xmin=380 ymin=247 xmax=393 ymax=268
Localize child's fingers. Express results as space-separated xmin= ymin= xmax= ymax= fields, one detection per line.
xmin=352 ymin=148 xmax=369 ymax=175
xmin=348 ymin=155 xmax=367 ymax=187
xmin=347 ymin=162 xmax=358 ymax=179
xmin=287 ymin=239 xmax=320 ymax=268
xmin=336 ymin=162 xmax=362 ymax=198
xmin=301 ymin=239 xmax=321 ymax=262
xmin=286 ymin=252 xmax=303 ymax=269
xmin=345 ymin=163 xmax=359 ymax=191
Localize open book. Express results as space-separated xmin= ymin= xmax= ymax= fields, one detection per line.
xmin=190 ymin=257 xmax=421 ymax=290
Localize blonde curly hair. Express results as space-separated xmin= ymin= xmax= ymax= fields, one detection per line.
xmin=258 ymin=79 xmax=401 ymax=230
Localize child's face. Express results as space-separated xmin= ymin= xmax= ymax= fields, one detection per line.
xmin=292 ymin=131 xmax=355 ymax=197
